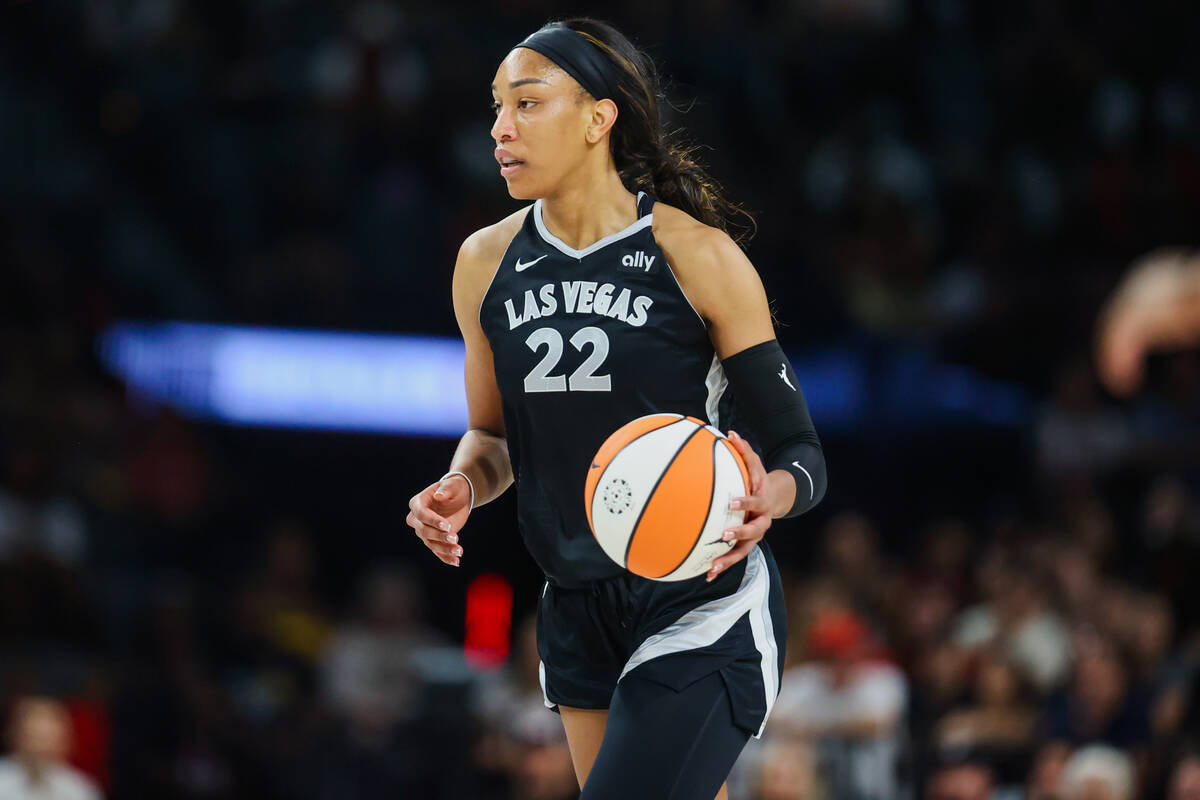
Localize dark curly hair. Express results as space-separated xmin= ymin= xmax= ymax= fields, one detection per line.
xmin=559 ymin=17 xmax=756 ymax=245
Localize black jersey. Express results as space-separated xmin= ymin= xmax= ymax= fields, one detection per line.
xmin=479 ymin=192 xmax=734 ymax=587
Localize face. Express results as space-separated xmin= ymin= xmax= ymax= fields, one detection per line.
xmin=11 ymin=700 xmax=71 ymax=762
xmin=977 ymin=658 xmax=1019 ymax=707
xmin=490 ymin=48 xmax=607 ymax=199
xmin=1028 ymin=742 xmax=1073 ymax=800
xmin=1074 ymin=651 xmax=1125 ymax=720
xmin=926 ymin=764 xmax=994 ymax=800
xmin=1170 ymin=758 xmax=1200 ymax=800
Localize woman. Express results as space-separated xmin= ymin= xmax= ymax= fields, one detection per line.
xmin=407 ymin=18 xmax=827 ymax=799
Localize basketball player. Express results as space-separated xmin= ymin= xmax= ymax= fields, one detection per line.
xmin=406 ymin=19 xmax=827 ymax=799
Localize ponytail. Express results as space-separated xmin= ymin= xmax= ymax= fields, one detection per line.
xmin=561 ymin=18 xmax=756 ymax=245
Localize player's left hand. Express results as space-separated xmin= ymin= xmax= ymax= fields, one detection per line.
xmin=707 ymin=430 xmax=774 ymax=582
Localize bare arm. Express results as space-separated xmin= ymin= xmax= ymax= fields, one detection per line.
xmin=406 ymin=216 xmax=524 ymax=565
xmin=1097 ymin=248 xmax=1200 ymax=396
xmin=446 ymin=228 xmax=514 ymax=506
xmin=656 ymin=211 xmax=797 ymax=519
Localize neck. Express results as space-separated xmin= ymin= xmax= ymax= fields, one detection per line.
xmin=539 ymin=161 xmax=637 ymax=251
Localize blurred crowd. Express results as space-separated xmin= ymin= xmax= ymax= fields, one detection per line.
xmin=2 ymin=0 xmax=1200 ymax=798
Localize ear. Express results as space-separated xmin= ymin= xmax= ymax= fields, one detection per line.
xmin=585 ymin=98 xmax=619 ymax=144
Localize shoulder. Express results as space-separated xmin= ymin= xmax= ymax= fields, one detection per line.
xmin=650 ymin=202 xmax=742 ymax=275
xmin=649 ymin=201 xmax=773 ymax=352
xmin=53 ymin=765 xmax=102 ymax=800
xmin=452 ymin=206 xmax=533 ymax=325
xmin=0 ymin=762 xmax=100 ymax=800
xmin=456 ymin=205 xmax=532 ymax=284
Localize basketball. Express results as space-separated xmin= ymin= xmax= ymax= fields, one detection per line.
xmin=584 ymin=413 xmax=751 ymax=581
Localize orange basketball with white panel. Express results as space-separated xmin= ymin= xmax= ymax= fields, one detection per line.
xmin=584 ymin=413 xmax=750 ymax=581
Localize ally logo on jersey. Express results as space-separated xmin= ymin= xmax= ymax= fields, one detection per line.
xmin=621 ymin=250 xmax=656 ymax=271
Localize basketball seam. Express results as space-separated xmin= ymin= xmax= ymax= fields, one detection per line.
xmin=588 ymin=415 xmax=684 ymax=535
xmin=623 ymin=424 xmax=706 ymax=572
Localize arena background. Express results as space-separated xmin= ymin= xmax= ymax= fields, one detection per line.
xmin=2 ymin=1 xmax=1200 ymax=798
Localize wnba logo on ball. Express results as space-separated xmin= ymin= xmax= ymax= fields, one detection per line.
xmin=621 ymin=250 xmax=656 ymax=271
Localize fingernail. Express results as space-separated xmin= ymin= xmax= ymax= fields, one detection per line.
xmin=722 ymin=531 xmax=735 ymax=541
xmin=729 ymin=430 xmax=739 ymax=439
xmin=731 ymin=499 xmax=743 ymax=510
xmin=440 ymin=521 xmax=451 ymax=532
xmin=447 ymin=534 xmax=458 ymax=544
xmin=454 ymin=550 xmax=463 ymax=558
xmin=453 ymin=558 xmax=460 ymax=567
xmin=434 ymin=490 xmax=445 ymax=499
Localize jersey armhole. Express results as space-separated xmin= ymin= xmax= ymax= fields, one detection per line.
xmin=648 ymin=204 xmax=710 ymax=331
xmin=661 ymin=252 xmax=709 ymax=331
xmin=475 ymin=207 xmax=533 ymax=331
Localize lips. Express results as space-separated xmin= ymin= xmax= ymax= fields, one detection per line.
xmin=495 ymin=148 xmax=525 ymax=176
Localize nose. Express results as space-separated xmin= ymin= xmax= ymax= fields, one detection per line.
xmin=491 ymin=105 xmax=516 ymax=143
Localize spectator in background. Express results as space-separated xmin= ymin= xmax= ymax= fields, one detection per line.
xmin=1045 ymin=637 xmax=1151 ymax=751
xmin=952 ymin=553 xmax=1072 ymax=694
xmin=0 ymin=696 xmax=102 ymax=800
xmin=925 ymin=758 xmax=995 ymax=800
xmin=746 ymin=739 xmax=824 ymax=800
xmin=1169 ymin=753 xmax=1200 ymax=800
xmin=322 ymin=565 xmax=444 ymax=743
xmin=472 ymin=615 xmax=575 ymax=800
xmin=1059 ymin=744 xmax=1134 ymax=800
xmin=819 ymin=512 xmax=893 ymax=622
xmin=771 ymin=608 xmax=907 ymax=800
xmin=1027 ymin=741 xmax=1074 ymax=800
xmin=1035 ymin=359 xmax=1132 ymax=481
xmin=1096 ymin=249 xmax=1200 ymax=398
xmin=936 ymin=652 xmax=1038 ymax=772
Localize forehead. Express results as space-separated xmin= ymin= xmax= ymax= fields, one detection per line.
xmin=492 ymin=47 xmax=572 ymax=92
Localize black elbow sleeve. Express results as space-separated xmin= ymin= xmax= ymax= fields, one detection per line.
xmin=721 ymin=340 xmax=827 ymax=518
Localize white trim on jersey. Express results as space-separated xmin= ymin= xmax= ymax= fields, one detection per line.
xmin=617 ymin=546 xmax=780 ymax=738
xmin=704 ymin=354 xmax=728 ymax=430
xmin=663 ymin=255 xmax=707 ymax=329
xmin=538 ymin=661 xmax=554 ymax=709
xmin=533 ymin=192 xmax=654 ymax=260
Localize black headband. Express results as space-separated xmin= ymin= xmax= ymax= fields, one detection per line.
xmin=515 ymin=23 xmax=620 ymax=103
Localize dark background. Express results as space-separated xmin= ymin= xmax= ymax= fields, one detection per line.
xmin=2 ymin=1 xmax=1199 ymax=798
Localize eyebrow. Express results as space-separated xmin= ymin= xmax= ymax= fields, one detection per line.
xmin=490 ymin=78 xmax=550 ymax=90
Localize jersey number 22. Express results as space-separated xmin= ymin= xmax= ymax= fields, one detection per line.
xmin=523 ymin=326 xmax=611 ymax=393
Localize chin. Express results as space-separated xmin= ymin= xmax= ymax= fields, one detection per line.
xmin=503 ymin=178 xmax=540 ymax=201
xmin=501 ymin=166 xmax=552 ymax=200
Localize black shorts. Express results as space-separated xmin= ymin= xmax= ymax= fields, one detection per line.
xmin=536 ymin=543 xmax=787 ymax=738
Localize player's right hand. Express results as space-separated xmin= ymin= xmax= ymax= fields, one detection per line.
xmin=407 ymin=475 xmax=472 ymax=566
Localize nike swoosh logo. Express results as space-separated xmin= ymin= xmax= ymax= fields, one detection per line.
xmin=792 ymin=461 xmax=815 ymax=500
xmin=515 ymin=255 xmax=548 ymax=272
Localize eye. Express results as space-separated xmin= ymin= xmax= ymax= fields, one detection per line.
xmin=518 ymin=99 xmax=536 ymax=110
xmin=490 ymin=100 xmax=501 ymax=115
